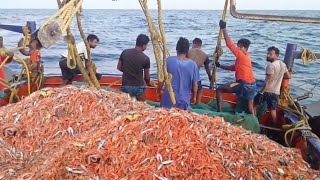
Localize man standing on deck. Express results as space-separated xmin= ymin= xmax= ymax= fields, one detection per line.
xmin=188 ymin=38 xmax=211 ymax=104
xmin=255 ymin=46 xmax=291 ymax=124
xmin=117 ymin=34 xmax=156 ymax=101
xmin=18 ymin=38 xmax=43 ymax=73
xmin=59 ymin=34 xmax=101 ymax=85
xmin=158 ymin=37 xmax=200 ymax=110
xmin=216 ymin=20 xmax=256 ymax=114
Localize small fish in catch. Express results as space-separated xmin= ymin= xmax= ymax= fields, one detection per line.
xmin=98 ymin=139 xmax=106 ymax=150
xmin=140 ymin=158 xmax=151 ymax=165
xmin=54 ymin=104 xmax=65 ymax=110
xmin=145 ymin=117 xmax=155 ymax=123
xmin=153 ymin=173 xmax=169 ymax=180
xmin=65 ymin=167 xmax=84 ymax=174
xmin=56 ymin=93 xmax=68 ymax=99
xmin=157 ymin=164 xmax=164 ymax=170
xmin=113 ymin=109 xmax=121 ymax=114
xmin=263 ymin=170 xmax=273 ymax=180
xmin=162 ymin=160 xmax=174 ymax=165
xmin=226 ymin=168 xmax=236 ymax=178
xmin=73 ymin=142 xmax=86 ymax=147
xmin=277 ymin=168 xmax=285 ymax=176
xmin=68 ymin=127 xmax=74 ymax=136
xmin=249 ymin=148 xmax=254 ymax=157
xmin=14 ymin=114 xmax=22 ymax=124
xmin=52 ymin=131 xmax=63 ymax=138
xmin=156 ymin=153 xmax=163 ymax=162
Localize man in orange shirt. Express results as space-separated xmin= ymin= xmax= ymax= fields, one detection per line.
xmin=216 ymin=20 xmax=256 ymax=115
xmin=18 ymin=38 xmax=43 ymax=72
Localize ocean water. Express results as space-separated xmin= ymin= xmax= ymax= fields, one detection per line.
xmin=0 ymin=9 xmax=320 ymax=104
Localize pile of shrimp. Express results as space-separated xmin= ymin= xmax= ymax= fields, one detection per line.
xmin=0 ymin=86 xmax=319 ymax=179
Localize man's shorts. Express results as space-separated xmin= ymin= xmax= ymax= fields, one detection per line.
xmin=255 ymin=92 xmax=279 ymax=110
xmin=121 ymin=86 xmax=146 ymax=97
xmin=198 ymin=81 xmax=203 ymax=90
xmin=59 ymin=57 xmax=102 ymax=81
xmin=230 ymin=80 xmax=256 ymax=100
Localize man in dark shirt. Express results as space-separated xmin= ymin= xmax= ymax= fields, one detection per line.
xmin=117 ymin=34 xmax=155 ymax=101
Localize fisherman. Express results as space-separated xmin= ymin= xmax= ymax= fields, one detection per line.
xmin=18 ymin=38 xmax=43 ymax=72
xmin=59 ymin=34 xmax=101 ymax=85
xmin=187 ymin=38 xmax=211 ymax=104
xmin=254 ymin=46 xmax=291 ymax=124
xmin=0 ymin=52 xmax=14 ymax=91
xmin=158 ymin=37 xmax=200 ymax=110
xmin=216 ymin=20 xmax=256 ymax=114
xmin=117 ymin=34 xmax=156 ymax=101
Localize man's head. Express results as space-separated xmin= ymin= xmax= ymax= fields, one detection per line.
xmin=176 ymin=37 xmax=190 ymax=55
xmin=237 ymin=38 xmax=251 ymax=53
xmin=87 ymin=34 xmax=99 ymax=48
xmin=29 ymin=39 xmax=42 ymax=50
xmin=136 ymin=34 xmax=150 ymax=51
xmin=192 ymin=38 xmax=202 ymax=48
xmin=266 ymin=46 xmax=280 ymax=62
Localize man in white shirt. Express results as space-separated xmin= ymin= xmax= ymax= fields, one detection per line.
xmin=59 ymin=34 xmax=100 ymax=85
xmin=255 ymin=46 xmax=291 ymax=124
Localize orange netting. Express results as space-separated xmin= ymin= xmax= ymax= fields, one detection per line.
xmin=0 ymin=86 xmax=319 ymax=179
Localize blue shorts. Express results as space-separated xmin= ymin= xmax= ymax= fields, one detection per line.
xmin=121 ymin=86 xmax=146 ymax=97
xmin=255 ymin=92 xmax=279 ymax=110
xmin=198 ymin=81 xmax=202 ymax=90
xmin=230 ymin=80 xmax=256 ymax=100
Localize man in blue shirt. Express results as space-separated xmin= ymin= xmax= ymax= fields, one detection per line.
xmin=157 ymin=37 xmax=200 ymax=110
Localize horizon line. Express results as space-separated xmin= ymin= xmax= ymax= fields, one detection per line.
xmin=0 ymin=8 xmax=318 ymax=11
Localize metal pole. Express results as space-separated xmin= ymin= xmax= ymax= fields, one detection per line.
xmin=230 ymin=0 xmax=320 ymax=24
xmin=283 ymin=43 xmax=298 ymax=71
xmin=0 ymin=36 xmax=3 ymax=48
xmin=26 ymin=21 xmax=37 ymax=34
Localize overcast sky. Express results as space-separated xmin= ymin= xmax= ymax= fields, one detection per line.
xmin=1 ymin=0 xmax=319 ymax=10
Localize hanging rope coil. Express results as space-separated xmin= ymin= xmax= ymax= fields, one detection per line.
xmin=280 ymin=90 xmax=319 ymax=147
xmin=52 ymin=0 xmax=99 ymax=87
xmin=301 ymin=48 xmax=318 ymax=64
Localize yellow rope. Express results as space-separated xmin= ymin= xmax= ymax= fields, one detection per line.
xmin=139 ymin=0 xmax=164 ymax=83
xmin=0 ymin=26 xmax=31 ymax=55
xmin=211 ymin=0 xmax=229 ymax=89
xmin=0 ymin=56 xmax=10 ymax=69
xmin=41 ymin=0 xmax=79 ymax=33
xmin=278 ymin=48 xmax=318 ymax=146
xmin=139 ymin=0 xmax=176 ymax=104
xmin=66 ymin=35 xmax=77 ymax=69
xmin=14 ymin=55 xmax=31 ymax=95
xmin=0 ymin=54 xmax=32 ymax=103
xmin=280 ymin=90 xmax=319 ymax=147
xmin=76 ymin=11 xmax=100 ymax=87
xmin=54 ymin=0 xmax=98 ymax=87
xmin=107 ymin=78 xmax=122 ymax=88
xmin=156 ymin=0 xmax=175 ymax=104
xmin=301 ymin=48 xmax=318 ymax=64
